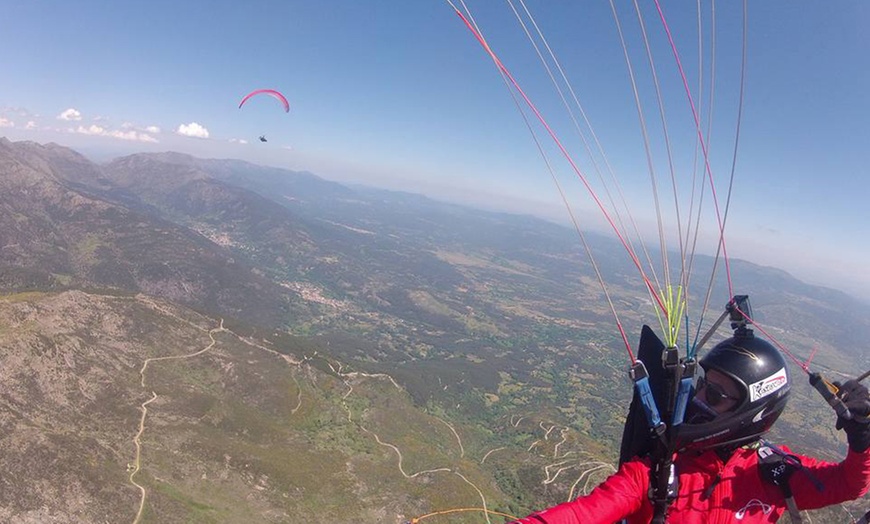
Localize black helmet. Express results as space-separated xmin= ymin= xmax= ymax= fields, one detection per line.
xmin=676 ymin=329 xmax=790 ymax=451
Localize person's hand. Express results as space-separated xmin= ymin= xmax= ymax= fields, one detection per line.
xmin=835 ymin=380 xmax=870 ymax=452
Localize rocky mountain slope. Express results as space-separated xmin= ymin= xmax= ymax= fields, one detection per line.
xmin=0 ymin=290 xmax=544 ymax=522
xmin=0 ymin=139 xmax=303 ymax=328
xmin=2 ymin=138 xmax=869 ymax=522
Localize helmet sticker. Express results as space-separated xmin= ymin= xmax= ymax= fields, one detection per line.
xmin=752 ymin=408 xmax=767 ymax=423
xmin=748 ymin=367 xmax=788 ymax=402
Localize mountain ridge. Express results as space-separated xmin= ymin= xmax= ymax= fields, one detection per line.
xmin=0 ymin=138 xmax=304 ymax=328
xmin=2 ymin=137 xmax=868 ymax=522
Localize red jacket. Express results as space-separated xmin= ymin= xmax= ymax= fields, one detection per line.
xmin=511 ymin=445 xmax=870 ymax=523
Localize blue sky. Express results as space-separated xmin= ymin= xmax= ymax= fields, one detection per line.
xmin=2 ymin=1 xmax=869 ymax=301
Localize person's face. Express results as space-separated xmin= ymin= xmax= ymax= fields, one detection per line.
xmin=696 ymin=369 xmax=742 ymax=414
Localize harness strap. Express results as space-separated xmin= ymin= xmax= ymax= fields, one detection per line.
xmin=672 ymin=360 xmax=696 ymax=426
xmin=783 ymin=496 xmax=802 ymax=524
xmin=632 ymin=349 xmax=683 ymax=524
xmin=627 ymin=329 xmax=694 ymax=523
xmin=630 ymin=361 xmax=663 ymax=430
xmin=757 ymin=443 xmax=818 ymax=523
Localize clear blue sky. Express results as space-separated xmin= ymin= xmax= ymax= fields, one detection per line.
xmin=2 ymin=1 xmax=869 ymax=301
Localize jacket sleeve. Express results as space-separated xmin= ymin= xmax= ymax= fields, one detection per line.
xmin=789 ymin=446 xmax=870 ymax=511
xmin=509 ymin=459 xmax=649 ymax=524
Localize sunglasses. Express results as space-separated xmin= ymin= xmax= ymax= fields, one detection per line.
xmin=697 ymin=376 xmax=740 ymax=407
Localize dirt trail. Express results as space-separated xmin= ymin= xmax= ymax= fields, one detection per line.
xmin=128 ymin=320 xmax=224 ymax=524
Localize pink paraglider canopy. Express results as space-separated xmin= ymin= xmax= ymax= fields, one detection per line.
xmin=238 ymin=89 xmax=290 ymax=112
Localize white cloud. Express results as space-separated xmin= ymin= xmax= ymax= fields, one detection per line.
xmin=176 ymin=122 xmax=209 ymax=138
xmin=109 ymin=130 xmax=158 ymax=143
xmin=121 ymin=122 xmax=160 ymax=134
xmin=229 ymin=138 xmax=248 ymax=144
xmin=0 ymin=117 xmax=13 ymax=128
xmin=58 ymin=108 xmax=82 ymax=121
xmin=109 ymin=130 xmax=138 ymax=140
xmin=25 ymin=121 xmax=37 ymax=129
xmin=2 ymin=106 xmax=35 ymax=118
xmin=75 ymin=124 xmax=158 ymax=143
xmin=76 ymin=124 xmax=105 ymax=135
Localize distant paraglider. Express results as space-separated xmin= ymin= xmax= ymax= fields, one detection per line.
xmin=238 ymin=89 xmax=290 ymax=113
xmin=239 ymin=89 xmax=288 ymax=144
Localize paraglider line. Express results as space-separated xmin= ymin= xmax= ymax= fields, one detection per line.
xmin=501 ymin=0 xmax=636 ymax=357
xmin=511 ymin=0 xmax=668 ymax=325
xmin=449 ymin=0 xmax=668 ymax=320
xmin=732 ymin=304 xmax=807 ymax=372
xmin=653 ymin=0 xmax=735 ymax=300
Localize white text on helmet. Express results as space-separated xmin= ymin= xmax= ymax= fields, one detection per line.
xmin=749 ymin=367 xmax=788 ymax=402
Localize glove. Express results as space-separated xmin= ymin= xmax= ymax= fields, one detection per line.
xmin=835 ymin=380 xmax=870 ymax=452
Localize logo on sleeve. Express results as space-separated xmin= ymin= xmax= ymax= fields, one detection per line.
xmin=749 ymin=367 xmax=787 ymax=402
xmin=735 ymin=498 xmax=772 ymax=519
